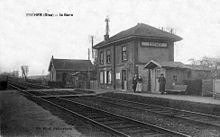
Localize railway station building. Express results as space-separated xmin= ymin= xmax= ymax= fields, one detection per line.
xmin=93 ymin=23 xmax=182 ymax=92
xmin=93 ymin=23 xmax=212 ymax=93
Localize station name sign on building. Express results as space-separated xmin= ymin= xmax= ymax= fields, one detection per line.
xmin=141 ymin=42 xmax=168 ymax=47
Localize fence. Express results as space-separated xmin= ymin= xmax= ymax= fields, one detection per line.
xmin=183 ymin=80 xmax=202 ymax=95
xmin=202 ymin=79 xmax=213 ymax=97
xmin=214 ymin=79 xmax=220 ymax=99
xmin=183 ymin=79 xmax=220 ymax=99
xmin=48 ymin=81 xmax=64 ymax=88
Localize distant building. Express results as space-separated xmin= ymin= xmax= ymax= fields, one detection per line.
xmin=48 ymin=56 xmax=94 ymax=88
xmin=93 ymin=23 xmax=182 ymax=91
xmin=0 ymin=71 xmax=19 ymax=78
xmin=12 ymin=71 xmax=19 ymax=77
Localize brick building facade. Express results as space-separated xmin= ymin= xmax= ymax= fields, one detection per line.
xmin=93 ymin=23 xmax=182 ymax=92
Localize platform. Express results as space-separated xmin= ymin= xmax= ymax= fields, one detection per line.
xmin=83 ymin=88 xmax=220 ymax=116
xmin=130 ymin=93 xmax=220 ymax=105
xmin=87 ymin=89 xmax=220 ymax=104
xmin=118 ymin=92 xmax=220 ymax=115
xmin=129 ymin=92 xmax=220 ymax=116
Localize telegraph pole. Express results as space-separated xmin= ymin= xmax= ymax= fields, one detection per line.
xmin=90 ymin=35 xmax=94 ymax=58
xmin=88 ymin=48 xmax=90 ymax=60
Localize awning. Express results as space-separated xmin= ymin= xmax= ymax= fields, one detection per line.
xmin=144 ymin=60 xmax=161 ymax=69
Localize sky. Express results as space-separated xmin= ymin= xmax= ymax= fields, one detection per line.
xmin=0 ymin=0 xmax=220 ymax=76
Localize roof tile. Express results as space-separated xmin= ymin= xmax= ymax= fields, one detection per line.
xmin=94 ymin=23 xmax=182 ymax=48
xmin=49 ymin=58 xmax=93 ymax=71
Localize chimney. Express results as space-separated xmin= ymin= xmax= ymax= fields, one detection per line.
xmin=104 ymin=34 xmax=109 ymax=41
xmin=170 ymin=28 xmax=173 ymax=34
xmin=104 ymin=17 xmax=110 ymax=41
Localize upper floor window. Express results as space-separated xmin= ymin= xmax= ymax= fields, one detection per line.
xmin=100 ymin=51 xmax=104 ymax=65
xmin=106 ymin=49 xmax=111 ymax=64
xmin=122 ymin=46 xmax=127 ymax=61
xmin=141 ymin=42 xmax=167 ymax=47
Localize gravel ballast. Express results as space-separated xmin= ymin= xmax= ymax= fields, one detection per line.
xmin=68 ymin=95 xmax=220 ymax=137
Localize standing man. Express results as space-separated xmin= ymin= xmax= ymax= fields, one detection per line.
xmin=158 ymin=74 xmax=166 ymax=94
xmin=132 ymin=74 xmax=138 ymax=92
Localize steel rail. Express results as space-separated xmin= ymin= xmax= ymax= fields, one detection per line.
xmin=9 ymin=83 xmax=130 ymax=137
xmin=59 ymin=97 xmax=191 ymax=137
xmin=8 ymin=79 xmax=50 ymax=89
xmin=99 ymin=95 xmax=220 ymax=118
xmin=95 ymin=96 xmax=220 ymax=128
xmin=9 ymin=83 xmax=191 ymax=137
xmin=40 ymin=97 xmax=131 ymax=137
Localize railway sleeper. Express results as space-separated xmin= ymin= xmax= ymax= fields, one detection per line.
xmin=179 ymin=115 xmax=204 ymax=119
xmin=174 ymin=115 xmax=220 ymax=127
xmin=83 ymin=114 xmax=108 ymax=118
xmin=102 ymin=121 xmax=131 ymax=126
xmin=147 ymin=108 xmax=164 ymax=112
xmin=94 ymin=117 xmax=119 ymax=122
xmin=121 ymin=128 xmax=155 ymax=135
xmin=133 ymin=133 xmax=165 ymax=137
xmin=77 ymin=110 xmax=100 ymax=114
xmin=96 ymin=119 xmax=125 ymax=124
xmin=150 ymin=109 xmax=170 ymax=113
xmin=153 ymin=110 xmax=173 ymax=114
xmin=109 ymin=124 xmax=137 ymax=129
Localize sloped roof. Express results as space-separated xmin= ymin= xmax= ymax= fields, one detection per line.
xmin=144 ymin=60 xmax=188 ymax=69
xmin=94 ymin=23 xmax=182 ymax=49
xmin=184 ymin=65 xmax=212 ymax=71
xmin=48 ymin=58 xmax=93 ymax=72
xmin=160 ymin=61 xmax=187 ymax=69
xmin=144 ymin=60 xmax=212 ymax=71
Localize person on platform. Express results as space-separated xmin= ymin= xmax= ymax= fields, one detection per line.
xmin=136 ymin=75 xmax=143 ymax=92
xmin=158 ymin=74 xmax=166 ymax=94
xmin=132 ymin=74 xmax=138 ymax=92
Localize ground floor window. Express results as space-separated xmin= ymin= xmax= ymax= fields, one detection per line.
xmin=100 ymin=70 xmax=112 ymax=84
xmin=100 ymin=71 xmax=104 ymax=84
xmin=106 ymin=70 xmax=112 ymax=84
xmin=173 ymin=75 xmax=178 ymax=82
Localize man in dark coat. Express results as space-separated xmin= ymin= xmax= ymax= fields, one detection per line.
xmin=158 ymin=74 xmax=166 ymax=94
xmin=132 ymin=74 xmax=138 ymax=92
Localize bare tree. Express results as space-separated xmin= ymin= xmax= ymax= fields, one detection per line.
xmin=188 ymin=58 xmax=199 ymax=65
xmin=188 ymin=56 xmax=220 ymax=68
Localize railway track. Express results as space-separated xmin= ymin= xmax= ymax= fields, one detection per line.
xmin=87 ymin=95 xmax=220 ymax=128
xmin=9 ymin=83 xmax=191 ymax=137
xmin=8 ymin=79 xmax=49 ymax=89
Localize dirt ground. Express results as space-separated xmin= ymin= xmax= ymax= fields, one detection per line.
xmin=0 ymin=90 xmax=108 ymax=137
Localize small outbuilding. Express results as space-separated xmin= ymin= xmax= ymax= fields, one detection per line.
xmin=48 ymin=56 xmax=94 ymax=88
xmin=144 ymin=60 xmax=212 ymax=94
